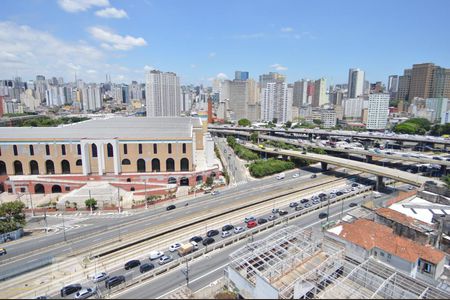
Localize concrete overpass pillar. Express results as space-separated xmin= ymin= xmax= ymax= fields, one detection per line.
xmin=366 ymin=155 xmax=373 ymax=163
xmin=321 ymin=162 xmax=328 ymax=171
xmin=440 ymin=164 xmax=447 ymax=174
xmin=376 ymin=176 xmax=385 ymax=191
xmin=308 ymin=133 xmax=313 ymax=141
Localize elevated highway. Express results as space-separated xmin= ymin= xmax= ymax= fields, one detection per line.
xmin=242 ymin=143 xmax=443 ymax=188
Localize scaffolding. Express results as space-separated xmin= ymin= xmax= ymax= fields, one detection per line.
xmin=227 ymin=226 xmax=450 ymax=299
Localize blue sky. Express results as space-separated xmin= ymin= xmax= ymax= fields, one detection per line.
xmin=1 ymin=0 xmax=449 ymax=85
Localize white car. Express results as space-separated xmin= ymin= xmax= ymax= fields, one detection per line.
xmin=75 ymin=287 xmax=97 ymax=299
xmin=234 ymin=226 xmax=245 ymax=234
xmin=169 ymin=243 xmax=182 ymax=252
xmin=268 ymin=214 xmax=277 ymax=221
xmin=222 ymin=231 xmax=231 ymax=238
xmin=91 ymin=272 xmax=108 ymax=283
xmin=149 ymin=250 xmax=164 ymax=260
xmin=211 ymin=190 xmax=220 ymax=195
xmin=292 ymin=173 xmax=299 ymax=178
xmin=159 ymin=255 xmax=173 ymax=265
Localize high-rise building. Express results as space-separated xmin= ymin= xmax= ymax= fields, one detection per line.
xmin=388 ymin=75 xmax=399 ymax=93
xmin=220 ymin=78 xmax=260 ymax=122
xmin=228 ymin=79 xmax=248 ymax=121
xmin=348 ymin=68 xmax=365 ymax=98
xmin=343 ymin=98 xmax=363 ymax=119
xmin=425 ymin=98 xmax=449 ymax=123
xmin=306 ymin=81 xmax=315 ymax=105
xmin=293 ymin=79 xmax=307 ymax=107
xmin=431 ymin=67 xmax=450 ymax=98
xmin=259 ymin=72 xmax=285 ymax=91
xmin=312 ymin=78 xmax=327 ymax=107
xmin=320 ymin=109 xmax=337 ymax=128
xmin=261 ymin=81 xmax=290 ymax=123
xmin=145 ymin=70 xmax=181 ymax=117
xmin=409 ymin=63 xmax=435 ymax=101
xmin=81 ymin=84 xmax=102 ymax=111
xmin=367 ymin=93 xmax=390 ymax=130
xmin=235 ymin=71 xmax=249 ymax=81
xmin=397 ymin=69 xmax=412 ymax=101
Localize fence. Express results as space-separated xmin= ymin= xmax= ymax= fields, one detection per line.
xmin=0 ymin=227 xmax=24 ymax=244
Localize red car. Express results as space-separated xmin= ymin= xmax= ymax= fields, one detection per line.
xmin=247 ymin=220 xmax=257 ymax=229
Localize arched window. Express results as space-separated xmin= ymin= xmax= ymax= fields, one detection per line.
xmin=51 ymin=185 xmax=62 ymax=193
xmin=77 ymin=144 xmax=81 ymax=155
xmin=29 ymin=145 xmax=34 ymax=156
xmin=61 ymin=160 xmax=71 ymax=174
xmin=76 ymin=159 xmax=82 ymax=166
xmin=34 ymin=184 xmax=45 ymax=194
xmin=130 ymin=187 xmax=135 ymax=192
xmin=61 ymin=145 xmax=66 ymax=156
xmin=151 ymin=158 xmax=160 ymax=172
xmin=29 ymin=160 xmax=39 ymax=175
xmin=13 ymin=145 xmax=18 ymax=156
xmin=107 ymin=143 xmax=113 ymax=157
xmin=180 ymin=177 xmax=189 ymax=186
xmin=137 ymin=159 xmax=146 ymax=172
xmin=126 ymin=178 xmax=131 ymax=182
xmin=0 ymin=161 xmax=7 ymax=175
xmin=166 ymin=158 xmax=175 ymax=172
xmin=168 ymin=143 xmax=172 ymax=154
xmin=122 ymin=159 xmax=131 ymax=165
xmin=13 ymin=160 xmax=23 ymax=175
xmin=45 ymin=160 xmax=55 ymax=174
xmin=45 ymin=144 xmax=50 ymax=155
xmin=138 ymin=143 xmax=143 ymax=154
xmin=92 ymin=144 xmax=98 ymax=157
xmin=180 ymin=158 xmax=189 ymax=171
xmin=168 ymin=177 xmax=177 ymax=184
xmin=196 ymin=175 xmax=203 ymax=183
xmin=182 ymin=143 xmax=187 ymax=154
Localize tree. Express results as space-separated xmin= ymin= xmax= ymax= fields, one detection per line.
xmin=85 ymin=198 xmax=97 ymax=210
xmin=250 ymin=132 xmax=259 ymax=144
xmin=0 ymin=201 xmax=26 ymax=234
xmin=205 ymin=176 xmax=214 ymax=186
xmin=313 ymin=119 xmax=322 ymax=125
xmin=284 ymin=121 xmax=292 ymax=129
xmin=443 ymin=175 xmax=450 ymax=189
xmin=238 ymin=118 xmax=251 ymax=127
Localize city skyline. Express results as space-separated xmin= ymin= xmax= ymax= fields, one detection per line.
xmin=1 ymin=0 xmax=450 ymax=85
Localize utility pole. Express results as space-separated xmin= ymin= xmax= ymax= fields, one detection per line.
xmin=62 ymin=208 xmax=67 ymax=242
xmin=184 ymin=258 xmax=190 ymax=287
xmin=144 ymin=180 xmax=148 ymax=209
xmin=117 ymin=187 xmax=121 ymax=213
xmin=29 ymin=191 xmax=35 ymax=216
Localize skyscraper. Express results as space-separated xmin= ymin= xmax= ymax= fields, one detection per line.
xmin=367 ymin=93 xmax=390 ymax=130
xmin=312 ymin=78 xmax=327 ymax=107
xmin=431 ymin=67 xmax=450 ymax=98
xmin=348 ymin=68 xmax=365 ymax=98
xmin=409 ymin=63 xmax=435 ymax=101
xmin=397 ymin=69 xmax=412 ymax=101
xmin=261 ymin=81 xmax=291 ymax=123
xmin=388 ymin=75 xmax=399 ymax=93
xmin=235 ymin=71 xmax=249 ymax=81
xmin=259 ymin=72 xmax=285 ymax=91
xmin=293 ymin=79 xmax=308 ymax=107
xmin=145 ymin=70 xmax=181 ymax=117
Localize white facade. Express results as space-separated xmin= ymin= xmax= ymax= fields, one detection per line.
xmin=81 ymin=84 xmax=102 ymax=112
xmin=425 ymin=98 xmax=449 ymax=124
xmin=348 ymin=68 xmax=365 ymax=98
xmin=261 ymin=82 xmax=290 ymax=123
xmin=320 ymin=109 xmax=337 ymax=128
xmin=313 ymin=78 xmax=327 ymax=107
xmin=20 ymin=89 xmax=40 ymax=111
xmin=367 ymin=93 xmax=390 ymax=130
xmin=343 ymin=98 xmax=363 ymax=119
xmin=145 ymin=70 xmax=181 ymax=117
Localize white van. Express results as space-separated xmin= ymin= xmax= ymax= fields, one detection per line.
xmin=149 ymin=250 xmax=164 ymax=260
xmin=276 ymin=173 xmax=285 ymax=180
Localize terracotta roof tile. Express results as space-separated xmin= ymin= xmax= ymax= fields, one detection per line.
xmin=375 ymin=207 xmax=432 ymax=231
xmin=334 ymin=219 xmax=445 ymax=264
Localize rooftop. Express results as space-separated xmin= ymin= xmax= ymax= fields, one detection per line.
xmin=330 ymin=219 xmax=445 ymax=264
xmin=376 ymin=207 xmax=435 ymax=233
xmin=0 ymin=116 xmax=203 ymax=141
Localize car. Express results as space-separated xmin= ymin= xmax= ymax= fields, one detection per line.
xmin=221 ymin=231 xmax=232 ymax=238
xmin=35 ymin=296 xmax=49 ymax=299
xmin=60 ymin=284 xmax=82 ymax=297
xmin=408 ymin=185 xmax=414 ymax=190
xmin=312 ymin=199 xmax=320 ymax=204
xmin=336 ymin=191 xmax=343 ymax=196
xmin=257 ymin=218 xmax=268 ymax=224
xmin=124 ymin=259 xmax=141 ymax=270
xmin=139 ymin=263 xmax=155 ymax=273
xmin=0 ymin=248 xmax=7 ymax=256
xmin=271 ymin=208 xmax=279 ymax=214
xmin=300 ymin=198 xmax=309 ymax=204
xmin=158 ymin=255 xmax=173 ymax=265
xmin=349 ymin=202 xmax=358 ymax=207
xmin=166 ymin=205 xmax=176 ymax=211
xmin=311 ymin=174 xmax=317 ymax=178
xmin=295 ymin=206 xmax=304 ymax=211
xmin=169 ymin=243 xmax=182 ymax=252
xmin=351 ymin=183 xmax=359 ymax=187
xmin=189 ymin=236 xmax=203 ymax=243
xmin=234 ymin=226 xmax=245 ymax=234
xmin=292 ymin=173 xmax=300 ymax=178
xmin=433 ymin=156 xmax=443 ymax=161
xmin=319 ymin=212 xmax=328 ymax=219
xmin=149 ymin=250 xmax=165 ymax=260
xmin=204 ymin=190 xmax=211 ymax=194
xmin=202 ymin=237 xmax=215 ymax=246
xmin=304 ymin=203 xmax=312 ymax=208
xmin=289 ymin=202 xmax=299 ymax=208
xmin=279 ymin=210 xmax=288 ymax=216
xmin=320 ymin=197 xmax=328 ymax=202
xmin=211 ymin=190 xmax=220 ymax=195
xmin=91 ymin=272 xmax=109 ymax=283
xmin=247 ymin=220 xmax=257 ymax=228
xmin=244 ymin=216 xmax=256 ymax=223
xmin=105 ymin=276 xmax=125 ymax=289
xmin=74 ymin=287 xmax=97 ymax=299
xmin=207 ymin=229 xmax=220 ymax=237
xmin=268 ymin=214 xmax=277 ymax=221
xmin=221 ymin=224 xmax=234 ymax=231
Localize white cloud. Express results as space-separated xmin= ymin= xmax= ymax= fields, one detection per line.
xmin=294 ymin=31 xmax=316 ymax=40
xmin=0 ymin=21 xmax=104 ymax=79
xmin=87 ymin=69 xmax=97 ymax=74
xmin=281 ymin=27 xmax=294 ymax=32
xmin=88 ymin=26 xmax=147 ymax=51
xmin=58 ymin=0 xmax=109 ymax=13
xmin=208 ymin=73 xmax=228 ymax=82
xmin=208 ymin=52 xmax=216 ymax=58
xmin=270 ymin=63 xmax=288 ymax=71
xmin=95 ymin=7 xmax=128 ymax=19
xmin=144 ymin=65 xmax=155 ymax=71
xmin=232 ymin=33 xmax=265 ymax=39
xmin=190 ymin=64 xmax=197 ymax=68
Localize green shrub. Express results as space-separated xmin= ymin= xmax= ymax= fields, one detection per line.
xmin=249 ymin=159 xmax=295 ymax=178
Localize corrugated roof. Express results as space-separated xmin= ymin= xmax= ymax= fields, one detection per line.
xmin=376 ymin=207 xmax=434 ymax=232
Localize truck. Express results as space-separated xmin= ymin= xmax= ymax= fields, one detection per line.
xmin=177 ymin=241 xmax=199 ymax=256
xmin=276 ymin=173 xmax=285 ymax=180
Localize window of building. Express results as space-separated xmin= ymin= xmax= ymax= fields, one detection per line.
xmin=46 ymin=145 xmax=50 ymax=156
xmin=76 ymin=159 xmax=82 ymax=166
xmin=380 ymin=252 xmax=385 ymax=257
xmin=139 ymin=143 xmax=143 ymax=154
xmin=123 ymin=144 xmax=128 ymax=155
xmin=153 ymin=144 xmax=157 ymax=154
xmin=77 ymin=144 xmax=81 ymax=155
xmin=122 ymin=159 xmax=131 ymax=165
xmin=92 ymin=144 xmax=97 ymax=157
xmin=374 ymin=251 xmax=377 ymax=257
xmin=61 ymin=145 xmax=66 ymax=156
xmin=387 ymin=254 xmax=391 ymax=260
xmin=424 ymin=262 xmax=432 ymax=273
xmin=29 ymin=145 xmax=34 ymax=156
xmin=65 ymin=186 xmax=71 ymax=192
xmin=20 ymin=187 xmax=26 ymax=193
xmin=182 ymin=143 xmax=186 ymax=154
xmin=13 ymin=145 xmax=18 ymax=156
xmin=168 ymin=143 xmax=172 ymax=154
xmin=107 ymin=143 xmax=113 ymax=157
